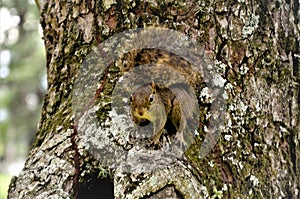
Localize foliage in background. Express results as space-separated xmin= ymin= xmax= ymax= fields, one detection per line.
xmin=0 ymin=0 xmax=45 ymax=178
xmin=0 ymin=174 xmax=11 ymax=199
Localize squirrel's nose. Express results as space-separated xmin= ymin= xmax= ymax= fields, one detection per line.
xmin=138 ymin=110 xmax=144 ymax=116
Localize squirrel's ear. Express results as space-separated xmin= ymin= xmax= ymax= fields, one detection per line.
xmin=151 ymin=80 xmax=156 ymax=93
xmin=151 ymin=80 xmax=155 ymax=87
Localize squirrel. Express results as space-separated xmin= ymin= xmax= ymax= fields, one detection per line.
xmin=129 ymin=81 xmax=182 ymax=147
xmin=123 ymin=49 xmax=201 ymax=149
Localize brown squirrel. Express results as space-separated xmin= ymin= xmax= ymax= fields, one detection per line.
xmin=125 ymin=49 xmax=201 ymax=148
xmin=130 ymin=81 xmax=182 ymax=147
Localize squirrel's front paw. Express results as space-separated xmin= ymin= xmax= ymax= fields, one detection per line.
xmin=147 ymin=136 xmax=163 ymax=149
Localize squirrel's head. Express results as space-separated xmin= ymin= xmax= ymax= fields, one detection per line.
xmin=129 ymin=81 xmax=157 ymax=125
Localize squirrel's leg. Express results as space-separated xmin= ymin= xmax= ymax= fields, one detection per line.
xmin=148 ymin=104 xmax=167 ymax=148
xmin=151 ymin=128 xmax=164 ymax=147
xmin=146 ymin=118 xmax=164 ymax=148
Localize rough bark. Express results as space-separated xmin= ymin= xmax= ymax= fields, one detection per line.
xmin=8 ymin=0 xmax=299 ymax=198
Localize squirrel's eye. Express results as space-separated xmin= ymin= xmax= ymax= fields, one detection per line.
xmin=129 ymin=95 xmax=133 ymax=103
xmin=149 ymin=94 xmax=154 ymax=103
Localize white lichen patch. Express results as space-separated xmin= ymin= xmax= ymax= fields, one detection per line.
xmin=238 ymin=101 xmax=248 ymax=115
xmin=237 ymin=140 xmax=241 ymax=148
xmin=212 ymin=186 xmax=223 ymax=198
xmin=212 ymin=73 xmax=226 ymax=87
xmin=115 ymin=160 xmax=206 ymax=198
xmin=122 ymin=97 xmax=128 ymax=103
xmin=208 ymin=161 xmax=214 ymax=167
xmin=215 ymin=60 xmax=227 ymax=75
xmin=249 ymin=175 xmax=259 ymax=186
xmin=242 ymin=14 xmax=260 ymax=38
xmin=255 ymin=100 xmax=261 ymax=112
xmin=226 ymin=113 xmax=232 ymax=128
xmin=225 ymin=83 xmax=233 ymax=90
xmin=231 ymin=158 xmax=240 ymax=167
xmin=222 ymin=183 xmax=228 ymax=191
xmin=77 ymin=106 xmax=130 ymax=168
xmin=238 ymin=161 xmax=244 ymax=169
xmin=228 ymin=98 xmax=249 ymax=128
xmin=203 ymin=125 xmax=209 ymax=133
xmin=254 ymin=143 xmax=260 ymax=147
xmin=240 ymin=64 xmax=249 ymax=75
xmin=224 ymin=134 xmax=232 ymax=141
xmin=224 ymin=155 xmax=244 ymax=170
xmin=199 ymin=185 xmax=209 ymax=198
xmin=103 ymin=0 xmax=117 ymax=10
xmin=109 ymin=108 xmax=133 ymax=137
xmin=222 ymin=91 xmax=229 ymax=100
xmin=200 ymin=87 xmax=212 ymax=103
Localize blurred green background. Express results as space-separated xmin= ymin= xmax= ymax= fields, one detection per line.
xmin=0 ymin=0 xmax=46 ymax=198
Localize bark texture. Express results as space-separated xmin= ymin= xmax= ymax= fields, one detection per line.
xmin=8 ymin=0 xmax=299 ymax=198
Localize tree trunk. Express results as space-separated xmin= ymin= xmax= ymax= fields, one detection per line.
xmin=8 ymin=0 xmax=299 ymax=198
